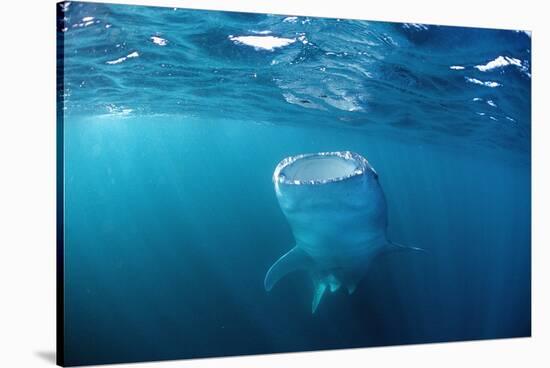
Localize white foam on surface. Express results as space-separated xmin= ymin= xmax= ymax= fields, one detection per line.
xmin=465 ymin=77 xmax=501 ymax=88
xmin=82 ymin=16 xmax=94 ymax=22
xmin=403 ymin=23 xmax=429 ymax=30
xmin=252 ymin=30 xmax=272 ymax=35
xmin=228 ymin=35 xmax=296 ymax=51
xmin=297 ymin=35 xmax=308 ymax=45
xmin=450 ymin=65 xmax=465 ymax=70
xmin=283 ymin=16 xmax=298 ymax=23
xmin=475 ymin=56 xmax=522 ymax=72
xmin=106 ymin=51 xmax=139 ymax=65
xmin=106 ymin=57 xmax=126 ymax=65
xmin=151 ymin=36 xmax=168 ymax=46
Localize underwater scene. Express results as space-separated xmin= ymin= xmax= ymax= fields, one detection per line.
xmin=57 ymin=1 xmax=531 ymax=366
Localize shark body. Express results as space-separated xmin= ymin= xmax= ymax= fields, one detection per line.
xmin=265 ymin=151 xmax=421 ymax=312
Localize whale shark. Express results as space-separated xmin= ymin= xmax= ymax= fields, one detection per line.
xmin=265 ymin=151 xmax=422 ymax=313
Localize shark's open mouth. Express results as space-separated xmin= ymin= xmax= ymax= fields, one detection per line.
xmin=274 ymin=151 xmax=369 ymax=185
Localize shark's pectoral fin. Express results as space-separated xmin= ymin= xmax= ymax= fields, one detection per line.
xmin=264 ymin=246 xmax=312 ymax=291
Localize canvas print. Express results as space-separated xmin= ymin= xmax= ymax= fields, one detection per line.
xmin=56 ymin=1 xmax=531 ymax=366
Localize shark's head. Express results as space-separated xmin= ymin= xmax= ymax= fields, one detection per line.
xmin=272 ymin=151 xmax=385 ymax=240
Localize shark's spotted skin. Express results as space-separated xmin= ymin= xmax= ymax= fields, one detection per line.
xmin=265 ymin=151 xmax=421 ymax=313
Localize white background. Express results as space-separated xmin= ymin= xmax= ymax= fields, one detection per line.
xmin=0 ymin=0 xmax=548 ymax=367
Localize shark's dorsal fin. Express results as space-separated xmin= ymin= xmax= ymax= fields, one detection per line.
xmin=264 ymin=246 xmax=312 ymax=292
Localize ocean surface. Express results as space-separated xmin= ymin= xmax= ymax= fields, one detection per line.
xmin=58 ymin=2 xmax=531 ymax=366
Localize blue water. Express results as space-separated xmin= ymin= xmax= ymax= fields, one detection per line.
xmin=58 ymin=2 xmax=531 ymax=366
